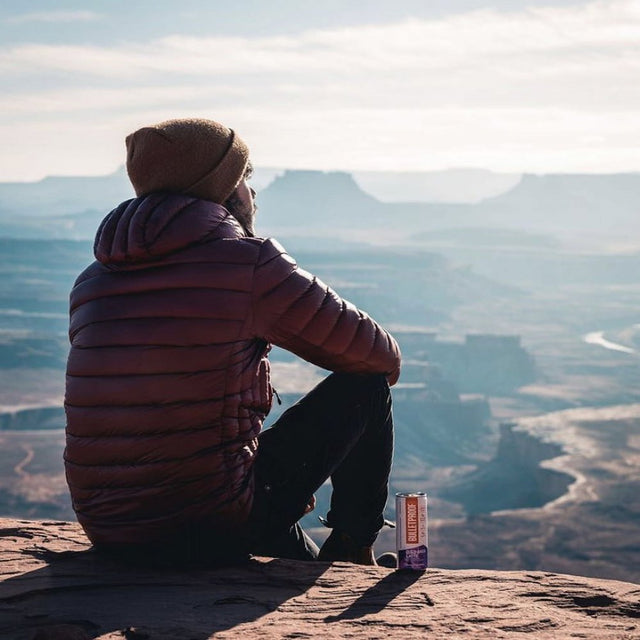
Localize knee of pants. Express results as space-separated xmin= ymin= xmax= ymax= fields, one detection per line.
xmin=332 ymin=371 xmax=390 ymax=396
xmin=331 ymin=372 xmax=392 ymax=421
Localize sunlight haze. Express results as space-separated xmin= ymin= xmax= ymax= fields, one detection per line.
xmin=1 ymin=0 xmax=639 ymax=181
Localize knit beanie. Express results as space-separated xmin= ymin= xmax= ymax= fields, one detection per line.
xmin=125 ymin=118 xmax=250 ymax=204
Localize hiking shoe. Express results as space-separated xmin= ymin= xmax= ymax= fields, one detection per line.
xmin=318 ymin=530 xmax=377 ymax=566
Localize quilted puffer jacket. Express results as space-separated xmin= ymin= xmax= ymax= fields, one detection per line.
xmin=64 ymin=192 xmax=401 ymax=547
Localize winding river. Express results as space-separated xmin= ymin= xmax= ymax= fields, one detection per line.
xmin=583 ymin=331 xmax=636 ymax=354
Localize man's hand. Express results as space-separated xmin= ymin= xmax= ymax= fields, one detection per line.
xmin=304 ymin=494 xmax=316 ymax=515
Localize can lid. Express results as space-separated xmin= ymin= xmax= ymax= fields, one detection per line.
xmin=395 ymin=492 xmax=427 ymax=498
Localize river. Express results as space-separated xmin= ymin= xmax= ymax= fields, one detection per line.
xmin=583 ymin=330 xmax=636 ymax=354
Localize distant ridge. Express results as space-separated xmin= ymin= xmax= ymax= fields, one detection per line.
xmin=0 ymin=166 xmax=520 ymax=213
xmin=475 ymin=172 xmax=640 ymax=232
xmin=258 ymin=169 xmax=385 ymax=228
xmin=0 ymin=166 xmax=133 ymax=218
xmin=2 ymin=168 xmax=640 ymax=244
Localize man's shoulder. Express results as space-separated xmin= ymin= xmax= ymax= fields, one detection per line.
xmin=242 ymin=236 xmax=292 ymax=265
xmin=243 ymin=235 xmax=284 ymax=249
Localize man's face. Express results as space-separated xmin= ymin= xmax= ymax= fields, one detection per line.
xmin=236 ymin=178 xmax=257 ymax=217
xmin=224 ymin=174 xmax=257 ymax=236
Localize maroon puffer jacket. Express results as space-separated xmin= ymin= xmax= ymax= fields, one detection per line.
xmin=64 ymin=193 xmax=401 ymax=547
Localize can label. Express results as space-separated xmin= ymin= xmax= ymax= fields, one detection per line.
xmin=396 ymin=492 xmax=428 ymax=570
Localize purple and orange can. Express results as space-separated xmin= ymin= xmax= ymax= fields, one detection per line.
xmin=395 ymin=492 xmax=428 ymax=570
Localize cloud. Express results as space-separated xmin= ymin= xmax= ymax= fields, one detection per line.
xmin=2 ymin=1 xmax=640 ymax=79
xmin=0 ymin=86 xmax=220 ymax=115
xmin=2 ymin=1 xmax=640 ymax=121
xmin=5 ymin=11 xmax=102 ymax=24
xmin=2 ymin=0 xmax=640 ymax=178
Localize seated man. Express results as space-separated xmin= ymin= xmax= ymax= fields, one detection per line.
xmin=64 ymin=118 xmax=401 ymax=566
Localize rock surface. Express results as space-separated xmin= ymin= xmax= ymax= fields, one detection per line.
xmin=1 ymin=518 xmax=639 ymax=640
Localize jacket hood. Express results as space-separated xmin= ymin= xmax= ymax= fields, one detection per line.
xmin=94 ymin=193 xmax=245 ymax=265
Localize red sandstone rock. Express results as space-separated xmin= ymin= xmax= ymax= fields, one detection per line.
xmin=1 ymin=518 xmax=639 ymax=639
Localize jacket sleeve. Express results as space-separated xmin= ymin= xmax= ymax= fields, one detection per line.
xmin=251 ymin=239 xmax=401 ymax=385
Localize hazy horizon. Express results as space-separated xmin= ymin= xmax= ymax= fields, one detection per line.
xmin=4 ymin=163 xmax=640 ymax=187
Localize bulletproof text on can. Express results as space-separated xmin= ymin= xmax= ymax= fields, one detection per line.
xmin=396 ymin=492 xmax=428 ymax=570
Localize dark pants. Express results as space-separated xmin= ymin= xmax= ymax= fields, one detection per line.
xmin=245 ymin=372 xmax=394 ymax=561
xmin=94 ymin=372 xmax=393 ymax=568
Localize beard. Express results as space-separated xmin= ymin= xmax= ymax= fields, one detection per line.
xmin=224 ymin=191 xmax=257 ymax=237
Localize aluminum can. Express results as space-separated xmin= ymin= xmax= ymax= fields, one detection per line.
xmin=395 ymin=492 xmax=428 ymax=570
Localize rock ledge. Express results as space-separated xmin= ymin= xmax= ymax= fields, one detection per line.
xmin=1 ymin=518 xmax=639 ymax=639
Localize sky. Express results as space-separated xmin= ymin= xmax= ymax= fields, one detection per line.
xmin=1 ymin=0 xmax=639 ymax=181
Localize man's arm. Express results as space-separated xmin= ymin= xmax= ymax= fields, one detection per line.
xmin=251 ymin=239 xmax=401 ymax=385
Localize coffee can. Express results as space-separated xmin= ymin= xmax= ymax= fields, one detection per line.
xmin=395 ymin=492 xmax=428 ymax=570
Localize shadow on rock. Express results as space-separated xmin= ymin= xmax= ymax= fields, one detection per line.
xmin=0 ymin=547 xmax=329 ymax=640
xmin=325 ymin=569 xmax=428 ymax=622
